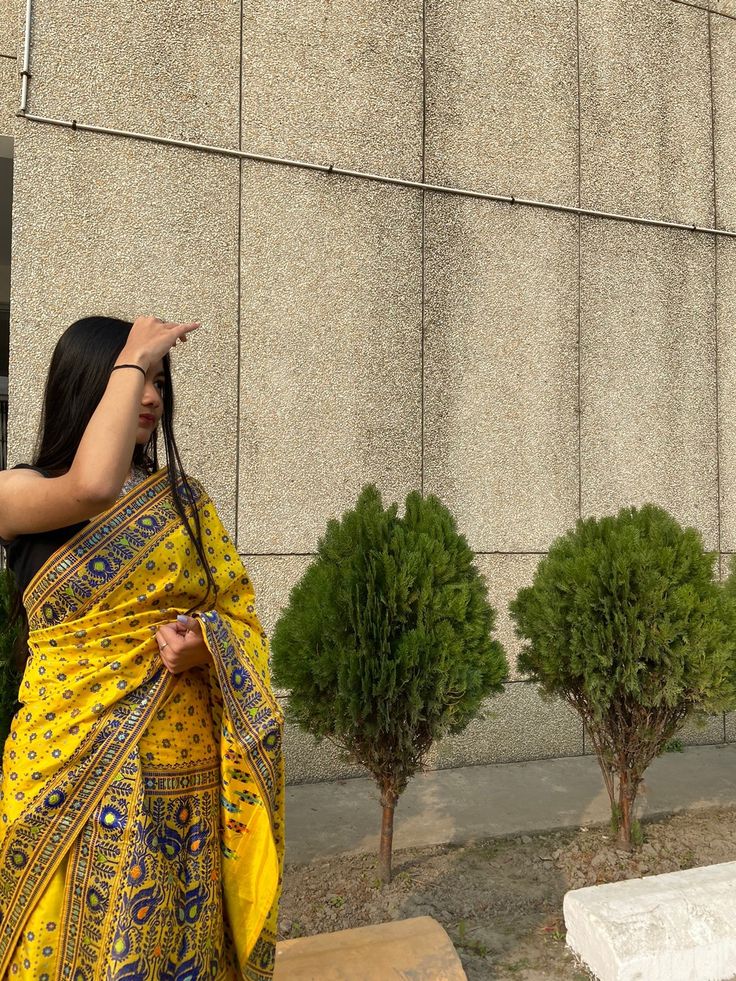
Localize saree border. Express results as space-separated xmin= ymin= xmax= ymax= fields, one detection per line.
xmin=24 ymin=468 xmax=205 ymax=632
xmin=141 ymin=758 xmax=220 ymax=795
xmin=23 ymin=465 xmax=169 ymax=611
xmin=0 ymin=668 xmax=174 ymax=976
xmin=200 ymin=611 xmax=283 ymax=825
xmin=55 ymin=747 xmax=145 ymax=979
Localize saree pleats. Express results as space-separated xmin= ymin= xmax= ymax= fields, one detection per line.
xmin=0 ymin=468 xmax=284 ymax=980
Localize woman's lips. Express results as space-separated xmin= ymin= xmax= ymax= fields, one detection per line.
xmin=139 ymin=414 xmax=156 ymax=426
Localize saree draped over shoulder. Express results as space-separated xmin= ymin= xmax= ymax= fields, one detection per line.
xmin=0 ymin=468 xmax=285 ymax=981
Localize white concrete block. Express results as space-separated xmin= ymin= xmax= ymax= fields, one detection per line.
xmin=564 ymin=862 xmax=736 ymax=981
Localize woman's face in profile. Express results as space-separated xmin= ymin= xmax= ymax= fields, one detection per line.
xmin=135 ymin=357 xmax=165 ymax=445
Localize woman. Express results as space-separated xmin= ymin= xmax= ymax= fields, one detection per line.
xmin=0 ymin=315 xmax=284 ymax=980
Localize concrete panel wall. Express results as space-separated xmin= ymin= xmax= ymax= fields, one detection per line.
xmin=7 ymin=131 xmax=241 ymax=532
xmin=579 ymin=0 xmax=713 ymax=224
xmin=26 ymin=0 xmax=240 ymax=147
xmin=241 ymin=0 xmax=423 ymax=177
xmin=4 ymin=0 xmax=736 ymax=785
xmin=0 ymin=0 xmax=20 ymax=60
xmin=238 ymin=164 xmax=422 ymax=553
xmin=718 ymin=241 xmax=736 ymax=548
xmin=712 ymin=12 xmax=736 ymax=227
xmin=424 ymin=199 xmax=579 ymax=552
xmin=425 ymin=0 xmax=578 ymax=204
xmin=0 ymin=50 xmax=17 ymax=131
xmin=580 ymin=220 xmax=718 ymax=547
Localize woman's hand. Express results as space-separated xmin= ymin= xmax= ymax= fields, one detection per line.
xmin=156 ymin=614 xmax=211 ymax=674
xmin=117 ymin=315 xmax=201 ymax=371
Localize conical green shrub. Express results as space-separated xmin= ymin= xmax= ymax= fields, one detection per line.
xmin=510 ymin=504 xmax=736 ymax=848
xmin=272 ymin=484 xmax=508 ymax=881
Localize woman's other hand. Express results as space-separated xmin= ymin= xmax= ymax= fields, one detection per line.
xmin=156 ymin=614 xmax=211 ymax=674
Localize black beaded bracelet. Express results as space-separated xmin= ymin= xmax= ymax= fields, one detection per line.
xmin=111 ymin=363 xmax=146 ymax=380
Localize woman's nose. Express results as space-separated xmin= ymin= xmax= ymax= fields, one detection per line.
xmin=142 ymin=383 xmax=161 ymax=407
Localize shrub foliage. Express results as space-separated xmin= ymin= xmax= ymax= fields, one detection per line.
xmin=510 ymin=504 xmax=736 ymax=848
xmin=272 ymin=485 xmax=508 ymax=881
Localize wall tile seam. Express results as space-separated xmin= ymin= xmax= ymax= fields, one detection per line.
xmin=419 ymin=0 xmax=426 ymax=498
xmin=666 ymin=0 xmax=736 ymax=21
xmin=575 ymin=0 xmax=583 ymax=591
xmin=278 ymin=689 xmax=729 ymax=720
xmin=234 ymin=0 xmax=244 ymax=552
xmin=277 ymin=680 xmax=540 ymax=695
xmin=707 ymin=13 xmax=723 ymax=577
xmin=286 ymin=738 xmax=732 ymax=785
xmin=287 ymin=749 xmax=592 ymax=787
xmin=238 ymin=552 xmax=552 ymax=559
xmin=241 ymin=551 xmax=736 ymax=560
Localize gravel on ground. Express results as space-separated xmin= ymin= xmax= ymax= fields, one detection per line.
xmin=279 ymin=805 xmax=736 ymax=980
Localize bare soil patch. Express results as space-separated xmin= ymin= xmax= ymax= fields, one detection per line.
xmin=280 ymin=805 xmax=736 ymax=980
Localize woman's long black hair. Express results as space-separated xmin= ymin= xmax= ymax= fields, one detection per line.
xmin=6 ymin=315 xmax=218 ymax=671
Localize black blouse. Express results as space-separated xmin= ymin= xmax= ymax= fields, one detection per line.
xmin=0 ymin=464 xmax=89 ymax=596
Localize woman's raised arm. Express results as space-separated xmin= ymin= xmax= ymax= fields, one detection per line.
xmin=0 ymin=315 xmax=200 ymax=540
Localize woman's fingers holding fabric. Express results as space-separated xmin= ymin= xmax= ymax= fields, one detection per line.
xmin=175 ymin=614 xmax=202 ymax=637
xmin=156 ymin=624 xmax=182 ymax=672
xmin=156 ymin=623 xmax=210 ymax=674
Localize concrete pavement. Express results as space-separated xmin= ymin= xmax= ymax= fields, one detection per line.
xmin=284 ymin=744 xmax=736 ymax=866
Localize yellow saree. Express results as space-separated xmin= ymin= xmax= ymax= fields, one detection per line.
xmin=0 ymin=466 xmax=284 ymax=980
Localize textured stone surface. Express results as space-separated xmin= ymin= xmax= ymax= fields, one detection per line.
xmin=424 ymin=196 xmax=579 ymax=552
xmin=679 ymin=713 xmax=726 ymax=747
xmin=580 ymin=218 xmax=718 ymax=549
xmin=242 ymin=0 xmax=422 ymax=178
xmin=425 ymin=0 xmax=577 ymax=205
xmin=241 ymin=553 xmax=313 ymax=639
xmin=712 ymin=12 xmax=736 ymax=229
xmin=284 ymin=683 xmax=583 ymax=784
xmin=433 ymin=682 xmax=583 ymax=768
xmin=709 ymin=2 xmax=736 ymax=17
xmin=241 ymin=553 xmax=313 ymax=697
xmin=474 ymin=553 xmax=542 ymax=681
xmin=7 ymin=126 xmax=240 ymax=532
xmin=0 ymin=47 xmax=18 ymax=130
xmin=578 ymin=0 xmax=713 ymax=225
xmin=274 ymin=917 xmax=467 ymax=981
xmin=718 ymin=242 xmax=736 ymax=550
xmin=565 ymin=863 xmax=736 ymax=981
xmin=0 ymin=0 xmax=19 ymax=61
xmin=727 ymin=713 xmax=736 ymax=741
xmin=238 ymin=162 xmax=421 ymax=553
xmin=26 ymin=0 xmax=240 ymax=146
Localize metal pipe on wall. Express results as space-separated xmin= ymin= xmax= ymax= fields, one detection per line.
xmin=19 ymin=0 xmax=32 ymax=114
xmin=15 ymin=0 xmax=736 ymax=241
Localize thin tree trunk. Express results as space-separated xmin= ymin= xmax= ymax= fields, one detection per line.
xmin=378 ymin=788 xmax=398 ymax=884
xmin=586 ymin=724 xmax=617 ymax=829
xmin=589 ymin=733 xmax=616 ymax=812
xmin=617 ymin=769 xmax=634 ymax=850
